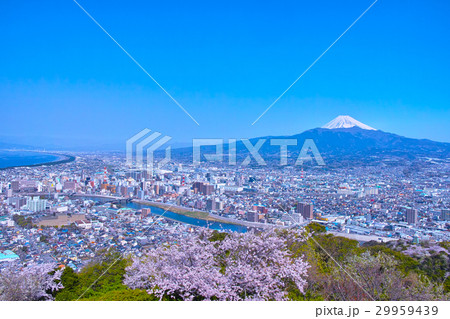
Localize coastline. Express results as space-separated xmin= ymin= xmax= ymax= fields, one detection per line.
xmin=0 ymin=150 xmax=75 ymax=170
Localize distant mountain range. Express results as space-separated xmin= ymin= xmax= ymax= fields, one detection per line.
xmin=168 ymin=115 xmax=450 ymax=164
xmin=2 ymin=116 xmax=449 ymax=163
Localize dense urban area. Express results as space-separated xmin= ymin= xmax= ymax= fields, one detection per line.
xmin=1 ymin=153 xmax=449 ymax=272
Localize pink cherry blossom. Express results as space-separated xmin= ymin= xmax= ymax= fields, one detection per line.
xmin=0 ymin=262 xmax=63 ymax=301
xmin=124 ymin=230 xmax=309 ymax=301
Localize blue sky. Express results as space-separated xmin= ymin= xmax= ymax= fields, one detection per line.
xmin=1 ymin=0 xmax=449 ymax=149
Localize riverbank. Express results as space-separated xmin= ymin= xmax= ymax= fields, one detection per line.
xmin=131 ymin=199 xmax=239 ymax=225
xmin=128 ymin=200 xmax=248 ymax=232
xmin=328 ymin=231 xmax=397 ymax=243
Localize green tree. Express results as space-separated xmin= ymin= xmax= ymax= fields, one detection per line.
xmin=305 ymin=222 xmax=326 ymax=234
xmin=55 ymin=249 xmax=160 ymax=301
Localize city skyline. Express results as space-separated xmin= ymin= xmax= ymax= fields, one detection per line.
xmin=1 ymin=0 xmax=449 ymax=149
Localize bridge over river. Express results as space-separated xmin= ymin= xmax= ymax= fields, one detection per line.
xmin=23 ymin=193 xmax=284 ymax=232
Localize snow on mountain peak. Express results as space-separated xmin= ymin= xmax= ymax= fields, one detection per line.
xmin=322 ymin=115 xmax=376 ymax=130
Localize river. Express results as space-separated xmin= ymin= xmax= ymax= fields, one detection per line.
xmin=125 ymin=201 xmax=248 ymax=233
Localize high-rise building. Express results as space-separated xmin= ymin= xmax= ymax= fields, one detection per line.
xmin=297 ymin=202 xmax=313 ymax=220
xmin=125 ymin=170 xmax=149 ymax=181
xmin=247 ymin=210 xmax=259 ymax=222
xmin=137 ymin=190 xmax=145 ymax=200
xmin=7 ymin=197 xmax=26 ymax=208
xmin=153 ymin=184 xmax=160 ymax=195
xmin=118 ymin=186 xmax=128 ymax=197
xmin=206 ymin=199 xmax=216 ymax=211
xmin=192 ymin=182 xmax=203 ymax=194
xmin=406 ymin=208 xmax=418 ymax=225
xmin=202 ymin=184 xmax=215 ymax=195
xmin=26 ymin=196 xmax=47 ymax=212
xmin=192 ymin=182 xmax=214 ymax=195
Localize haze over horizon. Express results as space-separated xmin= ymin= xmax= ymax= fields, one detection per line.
xmin=1 ymin=0 xmax=449 ymax=149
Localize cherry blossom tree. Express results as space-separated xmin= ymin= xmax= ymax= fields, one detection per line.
xmin=124 ymin=230 xmax=309 ymax=300
xmin=0 ymin=262 xmax=63 ymax=301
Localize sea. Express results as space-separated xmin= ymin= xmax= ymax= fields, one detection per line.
xmin=0 ymin=150 xmax=63 ymax=169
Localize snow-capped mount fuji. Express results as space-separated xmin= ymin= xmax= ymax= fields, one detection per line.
xmin=322 ymin=115 xmax=376 ymax=130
